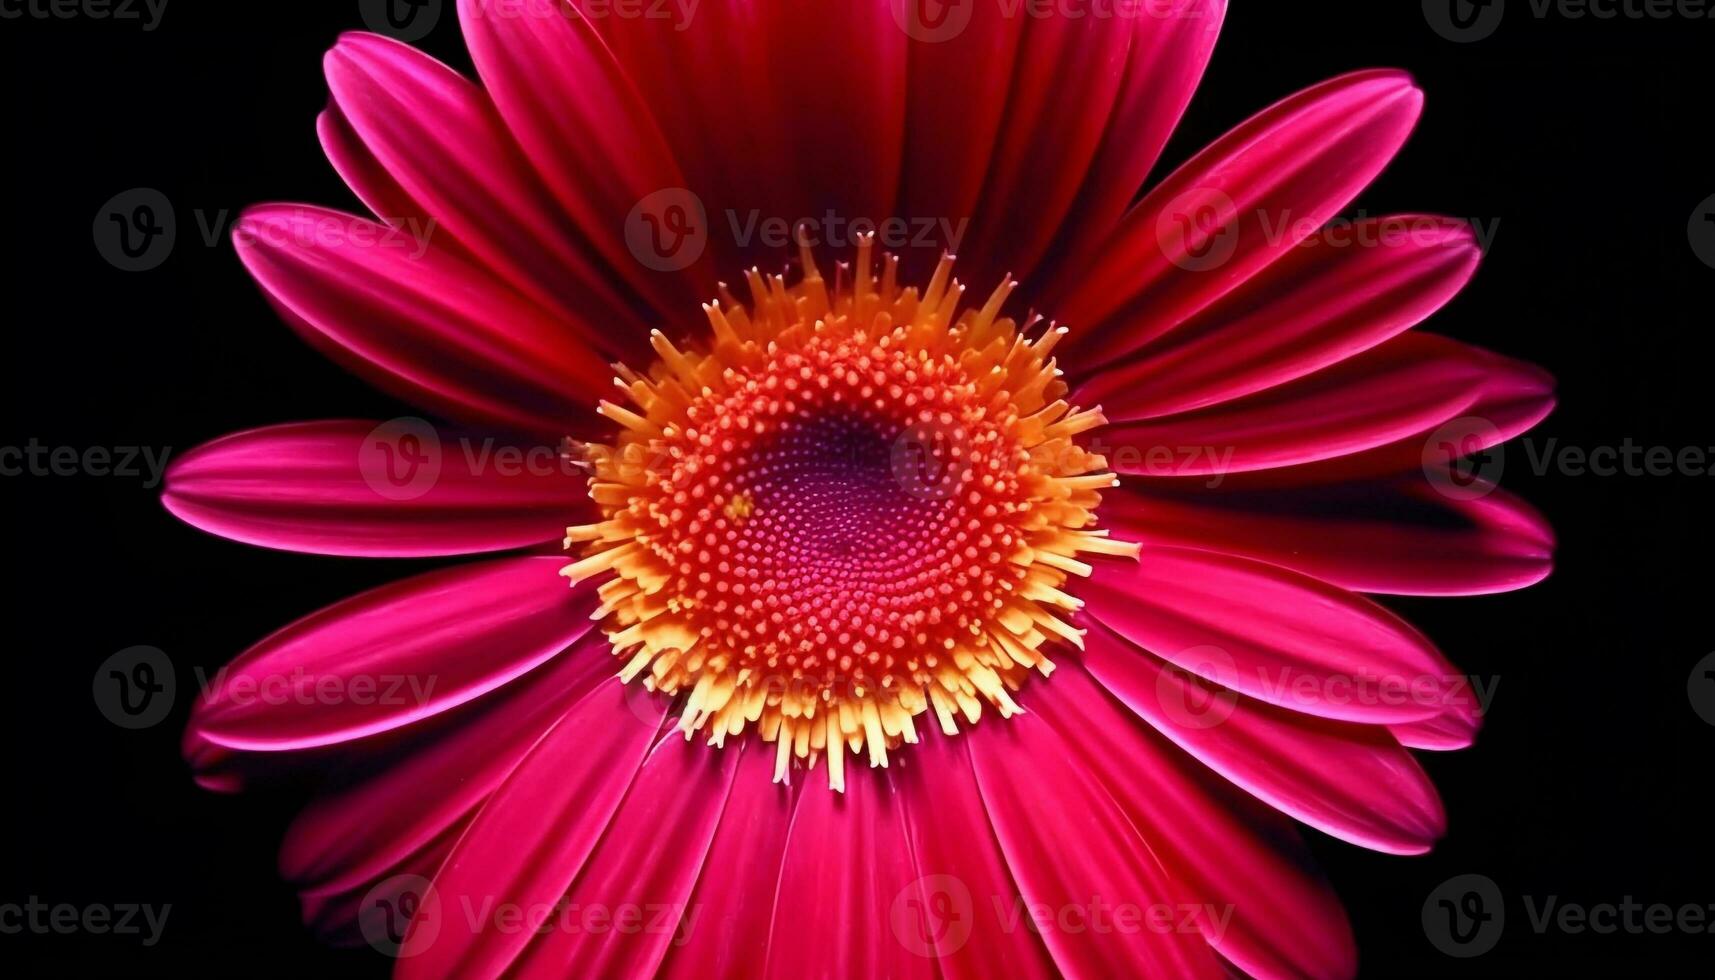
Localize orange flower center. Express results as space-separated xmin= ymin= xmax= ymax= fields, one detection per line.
xmin=564 ymin=238 xmax=1134 ymax=789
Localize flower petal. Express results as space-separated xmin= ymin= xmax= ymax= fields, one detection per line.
xmin=1079 ymin=619 xmax=1446 ymax=854
xmin=189 ymin=556 xmax=598 ymax=751
xmin=397 ymin=683 xmax=667 ymax=979
xmin=891 ymin=729 xmax=1059 ymax=980
xmin=1103 ymin=476 xmax=1554 ymax=596
xmin=1101 ymin=333 xmax=1555 ymax=478
xmin=1030 ymin=663 xmax=1357 ymax=980
xmin=508 ymin=736 xmax=744 ymax=978
xmin=1074 ymin=215 xmax=1482 ymax=418
xmin=162 ymin=420 xmax=590 ymax=558
xmin=455 ymin=0 xmax=706 ymax=310
xmin=763 ymin=765 xmax=935 ymax=980
xmin=234 ymin=203 xmax=609 ymax=437
xmin=278 ymin=638 xmax=616 ymax=898
xmin=323 ymin=31 xmax=654 ymax=350
xmin=1082 ymin=547 xmax=1454 ymax=723
xmin=966 ymin=708 xmax=1227 ymax=978
xmin=1056 ymin=70 xmax=1424 ymax=367
xmin=658 ymin=744 xmax=797 ymax=980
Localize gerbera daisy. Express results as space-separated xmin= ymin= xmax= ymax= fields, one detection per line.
xmin=165 ymin=1 xmax=1556 ymax=977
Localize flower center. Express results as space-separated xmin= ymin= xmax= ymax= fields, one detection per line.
xmin=564 ymin=238 xmax=1134 ymax=789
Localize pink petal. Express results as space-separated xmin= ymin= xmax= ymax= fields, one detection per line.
xmin=890 ymin=729 xmax=1059 ymax=980
xmin=952 ymin=12 xmax=1139 ymax=286
xmin=508 ymin=736 xmax=744 ymax=978
xmin=188 ymin=557 xmax=598 ymax=751
xmin=278 ymin=637 xmax=617 ymax=897
xmin=1029 ymin=0 xmax=1228 ymax=291
xmin=658 ymin=743 xmax=798 ymax=980
xmin=1029 ymin=663 xmax=1357 ymax=980
xmin=1103 ymin=476 xmax=1554 ymax=596
xmin=966 ymin=710 xmax=1227 ymax=978
xmin=323 ymin=32 xmax=654 ymax=351
xmin=1079 ymin=619 xmax=1446 ymax=854
xmin=162 ymin=420 xmax=590 ymax=558
xmin=397 ymin=683 xmax=667 ymax=979
xmin=1076 ymin=215 xmax=1482 ymax=418
xmin=1055 ymin=70 xmax=1424 ymax=367
xmin=455 ymin=0 xmax=707 ymax=311
xmin=1081 ymin=546 xmax=1455 ymax=724
xmin=1101 ymin=333 xmax=1555 ymax=477
xmin=763 ymin=765 xmax=934 ymax=980
xmin=234 ymin=203 xmax=609 ymax=437
xmin=1390 ymin=709 xmax=1482 ymax=752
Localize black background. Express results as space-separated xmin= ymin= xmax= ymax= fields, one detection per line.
xmin=2 ymin=1 xmax=1711 ymax=976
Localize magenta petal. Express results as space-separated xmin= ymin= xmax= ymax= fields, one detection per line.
xmin=1081 ymin=619 xmax=1447 ymax=854
xmin=234 ymin=204 xmax=612 ymax=437
xmin=1103 ymin=332 xmax=1556 ymax=478
xmin=323 ymin=32 xmax=652 ymax=349
xmin=162 ymin=420 xmax=590 ymax=558
xmin=1081 ymin=546 xmax=1455 ymax=724
xmin=189 ymin=557 xmax=597 ymax=751
xmin=966 ymin=710 xmax=1227 ymax=978
xmin=508 ymin=736 xmax=743 ymax=978
xmin=1034 ymin=0 xmax=1228 ymax=292
xmin=659 ymin=744 xmax=797 ymax=980
xmin=1029 ymin=663 xmax=1358 ymax=980
xmin=397 ymin=684 xmax=666 ymax=980
xmin=763 ymin=766 xmax=934 ymax=980
xmin=892 ymin=729 xmax=1059 ymax=980
xmin=455 ymin=0 xmax=705 ymax=311
xmin=1058 ymin=70 xmax=1424 ymax=366
xmin=1078 ymin=215 xmax=1483 ymax=418
xmin=1104 ymin=477 xmax=1554 ymax=596
xmin=278 ymin=637 xmax=616 ymax=897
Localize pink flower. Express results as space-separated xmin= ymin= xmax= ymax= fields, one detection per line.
xmin=166 ymin=2 xmax=1555 ymax=977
